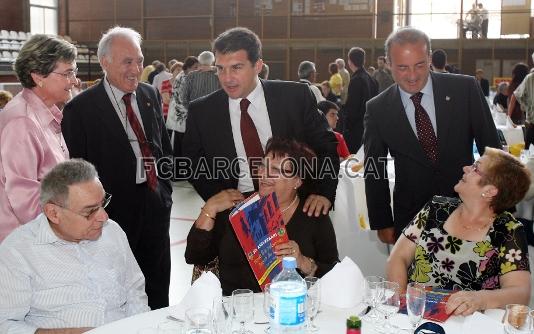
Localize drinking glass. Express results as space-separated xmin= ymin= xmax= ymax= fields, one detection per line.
xmin=231 ymin=289 xmax=254 ymax=334
xmin=263 ymin=283 xmax=272 ymax=334
xmin=185 ymin=307 xmax=212 ymax=334
xmin=304 ymin=277 xmax=321 ymax=332
xmin=376 ymin=281 xmax=400 ymax=334
xmin=363 ymin=276 xmax=385 ymax=323
xmin=213 ymin=297 xmax=230 ymax=334
xmin=406 ymin=283 xmax=426 ymax=332
xmin=504 ymin=304 xmax=531 ymax=334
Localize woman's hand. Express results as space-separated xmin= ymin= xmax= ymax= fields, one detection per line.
xmin=445 ymin=290 xmax=486 ymax=316
xmin=203 ymin=189 xmax=245 ymax=217
xmin=274 ymin=240 xmax=304 ymax=263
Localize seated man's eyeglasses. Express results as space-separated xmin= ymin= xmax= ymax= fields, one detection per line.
xmin=53 ymin=192 xmax=112 ymax=220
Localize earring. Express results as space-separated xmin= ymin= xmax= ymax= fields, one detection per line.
xmin=38 ymin=81 xmax=43 ymax=88
xmin=481 ymin=193 xmax=486 ymax=197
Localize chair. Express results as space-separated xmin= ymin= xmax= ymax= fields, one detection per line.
xmin=11 ymin=51 xmax=18 ymax=59
xmin=9 ymin=31 xmax=18 ymax=40
xmin=1 ymin=51 xmax=12 ymax=62
xmin=0 ymin=30 xmax=9 ymax=40
xmin=18 ymin=31 xmax=27 ymax=40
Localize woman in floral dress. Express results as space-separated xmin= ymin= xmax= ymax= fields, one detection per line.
xmin=387 ymin=147 xmax=531 ymax=316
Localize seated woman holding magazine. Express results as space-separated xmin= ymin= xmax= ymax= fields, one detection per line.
xmin=387 ymin=147 xmax=531 ymax=316
xmin=185 ymin=137 xmax=339 ymax=295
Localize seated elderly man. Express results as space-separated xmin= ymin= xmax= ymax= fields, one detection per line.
xmin=387 ymin=148 xmax=531 ymax=316
xmin=0 ymin=159 xmax=149 ymax=334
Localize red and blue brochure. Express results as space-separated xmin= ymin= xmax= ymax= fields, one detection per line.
xmin=229 ymin=192 xmax=289 ymax=290
xmin=399 ymin=288 xmax=456 ymax=323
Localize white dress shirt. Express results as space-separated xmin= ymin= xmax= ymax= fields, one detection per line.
xmin=103 ymin=78 xmax=147 ymax=183
xmin=0 ymin=214 xmax=149 ymax=334
xmin=228 ymin=77 xmax=273 ymax=193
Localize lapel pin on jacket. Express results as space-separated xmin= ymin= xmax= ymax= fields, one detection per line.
xmin=445 ymin=96 xmax=450 ymax=101
xmin=147 ymin=102 xmax=151 ymax=107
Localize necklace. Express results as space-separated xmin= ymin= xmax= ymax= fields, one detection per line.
xmin=55 ymin=132 xmax=66 ymax=154
xmin=458 ymin=205 xmax=495 ymax=231
xmin=281 ymin=196 xmax=299 ymax=214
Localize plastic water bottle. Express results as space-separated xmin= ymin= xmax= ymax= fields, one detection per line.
xmin=269 ymin=257 xmax=307 ymax=333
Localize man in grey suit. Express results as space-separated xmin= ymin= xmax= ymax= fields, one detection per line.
xmin=364 ymin=27 xmax=500 ymax=244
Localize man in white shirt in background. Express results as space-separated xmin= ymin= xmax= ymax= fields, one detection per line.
xmin=478 ymin=3 xmax=489 ymax=38
xmin=0 ymin=159 xmax=149 ymax=334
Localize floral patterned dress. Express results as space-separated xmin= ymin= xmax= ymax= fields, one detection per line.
xmin=404 ymin=196 xmax=530 ymax=291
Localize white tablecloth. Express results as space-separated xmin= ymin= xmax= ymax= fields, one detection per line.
xmin=86 ymin=294 xmax=505 ymax=333
xmin=329 ymin=159 xmax=394 ymax=278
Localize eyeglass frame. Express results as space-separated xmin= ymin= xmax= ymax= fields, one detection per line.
xmin=50 ymin=68 xmax=78 ymax=80
xmin=52 ymin=192 xmax=112 ymax=220
xmin=470 ymin=160 xmax=484 ymax=176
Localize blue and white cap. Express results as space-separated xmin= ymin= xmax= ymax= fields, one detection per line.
xmin=282 ymin=256 xmax=297 ymax=269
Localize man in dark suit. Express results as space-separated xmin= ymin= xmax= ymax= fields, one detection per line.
xmin=364 ymin=27 xmax=500 ymax=244
xmin=341 ymin=47 xmax=378 ymax=153
xmin=62 ymin=27 xmax=173 ymax=310
xmin=183 ymin=27 xmax=338 ymax=215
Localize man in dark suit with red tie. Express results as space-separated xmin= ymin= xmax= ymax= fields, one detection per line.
xmin=62 ymin=27 xmax=173 ymax=310
xmin=183 ymin=27 xmax=339 ymax=216
xmin=363 ymin=27 xmax=501 ymax=244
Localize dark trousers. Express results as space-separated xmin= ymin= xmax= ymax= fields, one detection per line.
xmin=116 ymin=182 xmax=172 ymax=310
xmin=526 ymin=124 xmax=534 ymax=148
xmin=481 ymin=19 xmax=488 ymax=38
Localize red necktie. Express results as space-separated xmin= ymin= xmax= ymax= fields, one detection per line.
xmin=410 ymin=92 xmax=438 ymax=163
xmin=240 ymin=98 xmax=264 ymax=191
xmin=122 ymin=93 xmax=158 ymax=191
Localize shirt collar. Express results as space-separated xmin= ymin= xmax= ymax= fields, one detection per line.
xmin=35 ymin=213 xmax=65 ymax=245
xmin=22 ymin=88 xmax=63 ymax=129
xmin=229 ymin=76 xmax=263 ymax=110
xmin=104 ymin=76 xmax=137 ymax=102
xmin=398 ymin=73 xmax=433 ymax=101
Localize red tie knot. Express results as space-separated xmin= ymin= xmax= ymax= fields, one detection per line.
xmin=410 ymin=92 xmax=423 ymax=105
xmin=122 ymin=93 xmax=132 ymax=104
xmin=240 ymin=98 xmax=251 ymax=112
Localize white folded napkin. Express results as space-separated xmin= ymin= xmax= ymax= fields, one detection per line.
xmin=529 ymin=144 xmax=534 ymax=157
xmin=168 ymin=271 xmax=222 ymax=319
xmin=320 ymin=256 xmax=364 ymax=308
xmin=461 ymin=311 xmax=503 ymax=334
xmin=506 ymin=115 xmax=515 ymax=129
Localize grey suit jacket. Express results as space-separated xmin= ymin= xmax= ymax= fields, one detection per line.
xmin=363 ymin=72 xmax=501 ymax=236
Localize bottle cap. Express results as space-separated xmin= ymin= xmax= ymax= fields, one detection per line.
xmin=346 ymin=316 xmax=361 ymax=329
xmin=282 ymin=257 xmax=297 ymax=269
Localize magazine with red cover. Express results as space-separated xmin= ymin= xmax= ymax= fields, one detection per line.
xmin=399 ymin=287 xmax=457 ymax=323
xmin=229 ymin=192 xmax=289 ymax=290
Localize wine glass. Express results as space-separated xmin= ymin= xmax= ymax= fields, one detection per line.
xmin=263 ymin=283 xmax=272 ymax=334
xmin=232 ymin=289 xmax=254 ymax=334
xmin=406 ymin=283 xmax=426 ymax=332
xmin=376 ymin=281 xmax=400 ymax=334
xmin=304 ymin=277 xmax=321 ymax=332
xmin=185 ymin=307 xmax=212 ymax=334
xmin=363 ymin=276 xmax=385 ymax=323
xmin=504 ymin=304 xmax=531 ymax=334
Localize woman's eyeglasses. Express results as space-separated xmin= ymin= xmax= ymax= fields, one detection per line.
xmin=50 ymin=68 xmax=78 ymax=80
xmin=470 ymin=160 xmax=484 ymax=176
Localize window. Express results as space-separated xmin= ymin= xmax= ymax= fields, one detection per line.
xmin=30 ymin=0 xmax=58 ymax=35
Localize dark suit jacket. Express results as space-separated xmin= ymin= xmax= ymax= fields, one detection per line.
xmin=341 ymin=67 xmax=378 ymax=153
xmin=363 ymin=72 xmax=501 ymax=237
xmin=61 ymin=80 xmax=173 ymax=244
xmin=182 ymin=79 xmax=339 ymax=203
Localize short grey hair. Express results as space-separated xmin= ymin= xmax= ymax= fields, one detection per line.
xmin=335 ymin=58 xmax=345 ymax=68
xmin=385 ymin=27 xmax=431 ymax=62
xmin=198 ymin=51 xmax=215 ymax=66
xmin=14 ymin=34 xmax=77 ymax=88
xmin=97 ymin=26 xmax=142 ymax=63
xmin=40 ymin=159 xmax=99 ymax=207
xmin=298 ymin=61 xmax=316 ymax=80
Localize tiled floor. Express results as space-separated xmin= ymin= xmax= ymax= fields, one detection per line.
xmin=169 ymin=181 xmax=203 ymax=305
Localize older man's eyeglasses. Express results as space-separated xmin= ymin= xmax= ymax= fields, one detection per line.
xmin=54 ymin=192 xmax=112 ymax=220
xmin=470 ymin=160 xmax=484 ymax=176
xmin=50 ymin=68 xmax=78 ymax=80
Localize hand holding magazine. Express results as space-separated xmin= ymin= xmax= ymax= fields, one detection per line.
xmin=229 ymin=192 xmax=289 ymax=290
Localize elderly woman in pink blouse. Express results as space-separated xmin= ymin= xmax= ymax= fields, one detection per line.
xmin=0 ymin=35 xmax=77 ymax=241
